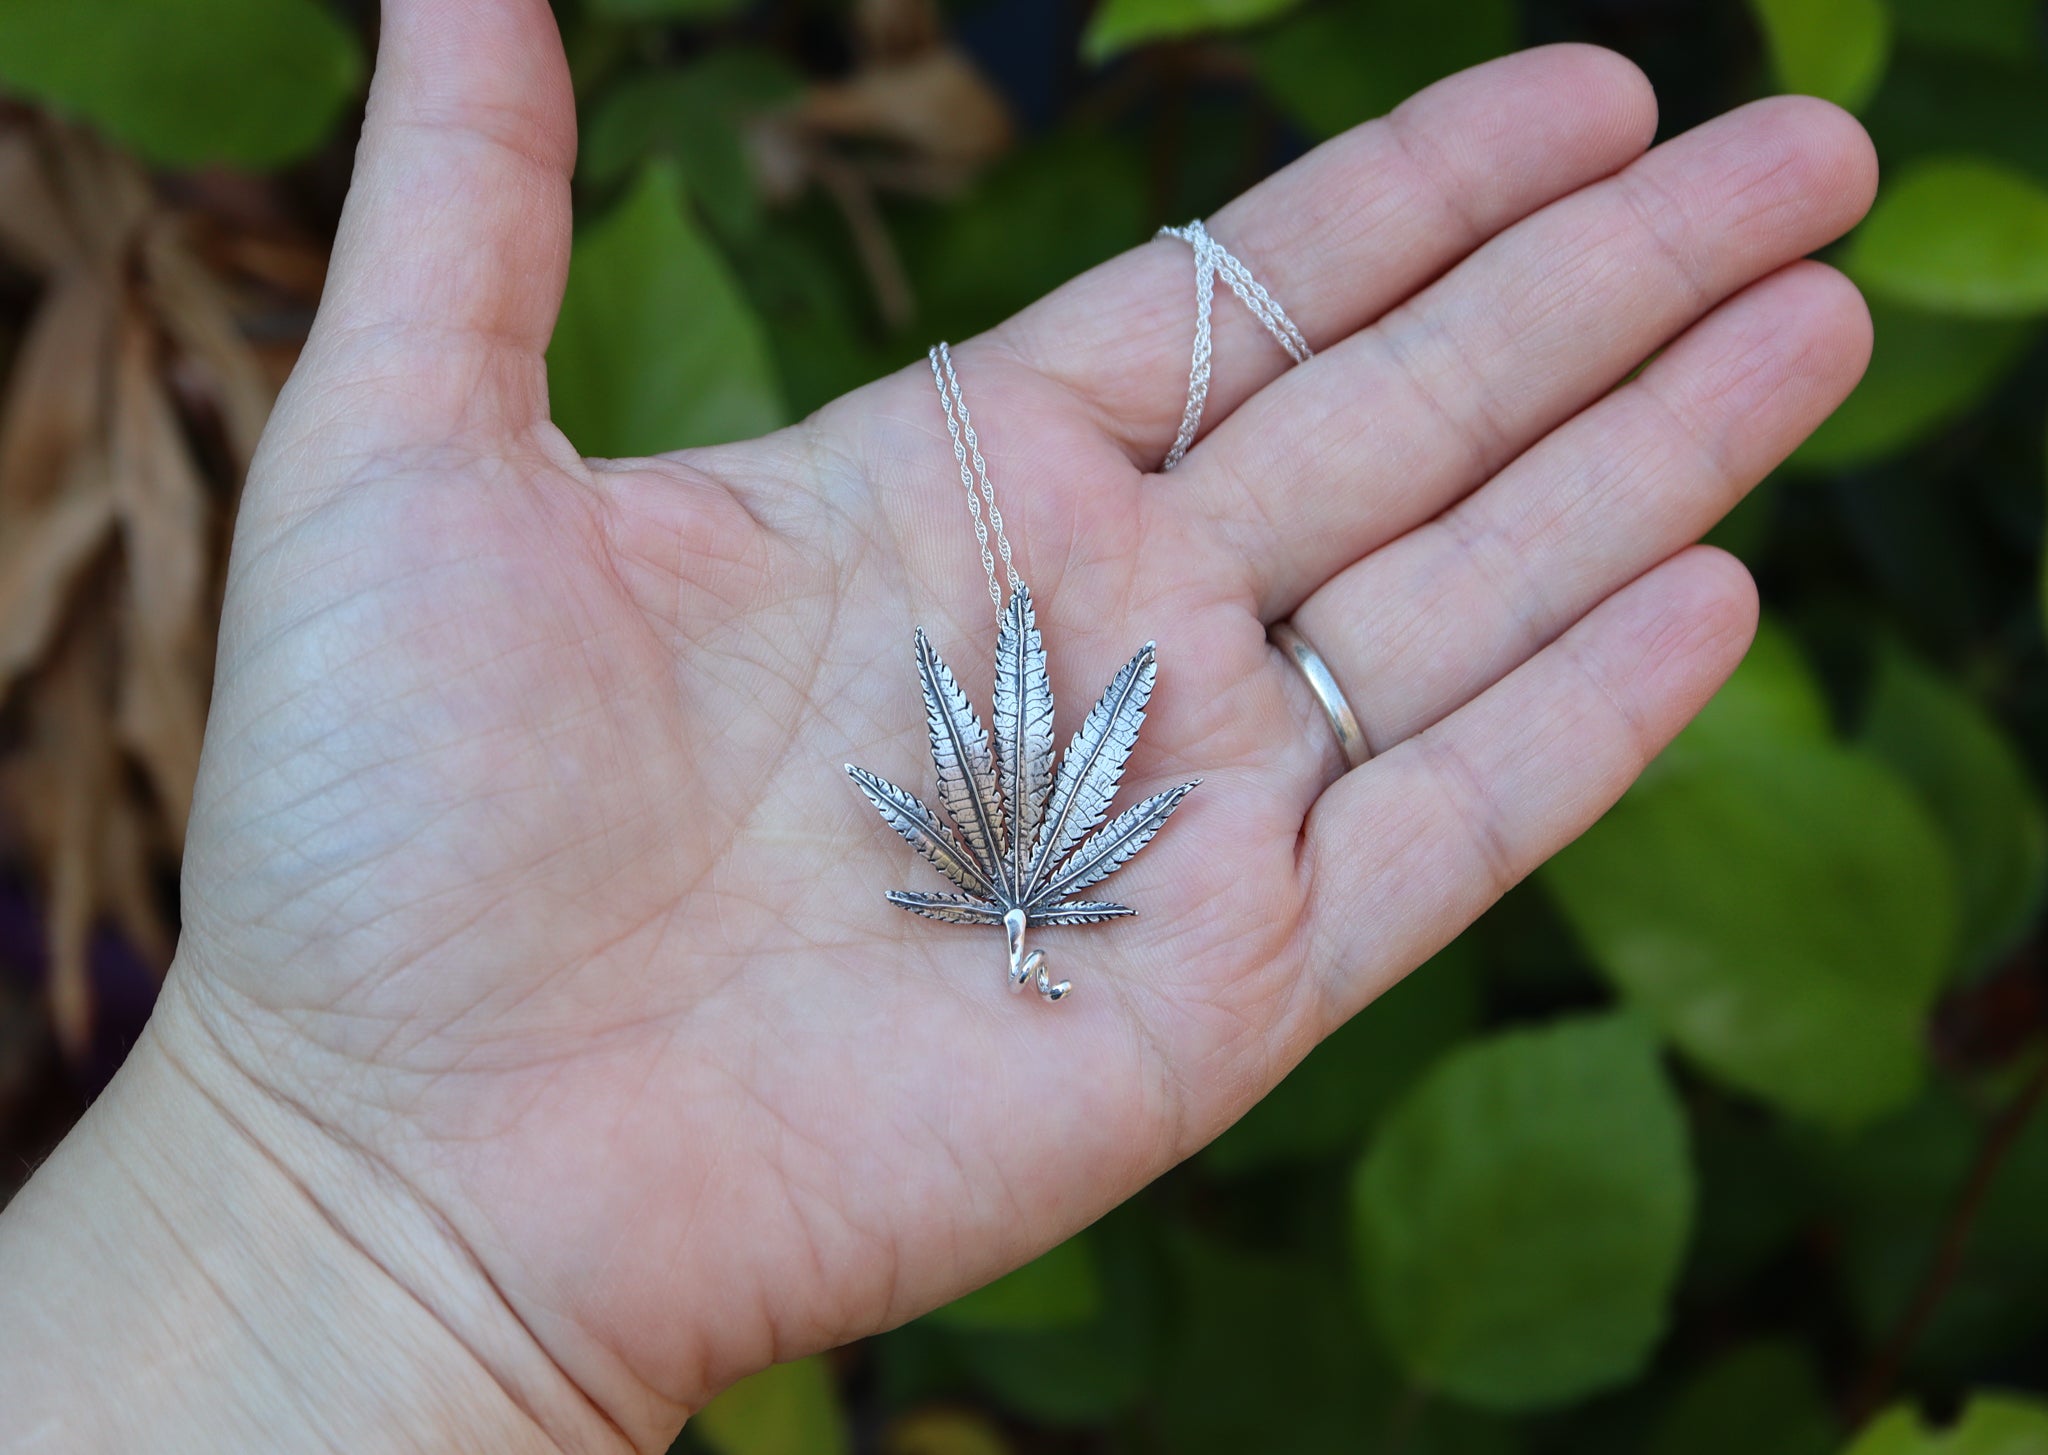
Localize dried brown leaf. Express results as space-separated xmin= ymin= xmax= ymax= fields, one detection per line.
xmin=854 ymin=0 xmax=941 ymax=61
xmin=11 ymin=596 xmax=119 ymax=1060
xmin=0 ymin=124 xmax=79 ymax=274
xmin=109 ymin=312 xmax=211 ymax=844
xmin=218 ymin=231 xmax=330 ymax=304
xmin=142 ymin=216 xmax=277 ymax=471
xmin=47 ymin=125 xmax=153 ymax=277
xmin=98 ymin=785 xmax=171 ymax=973
xmin=798 ymin=50 xmax=1013 ymax=169
xmin=0 ymin=271 xmax=113 ymax=513
xmin=0 ymin=112 xmax=285 ymax=1057
xmin=0 ymin=461 xmax=116 ymax=702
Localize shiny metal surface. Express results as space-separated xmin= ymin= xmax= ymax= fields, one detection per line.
xmin=1270 ymin=620 xmax=1372 ymax=770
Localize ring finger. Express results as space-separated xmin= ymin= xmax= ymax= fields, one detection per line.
xmin=1274 ymin=259 xmax=1870 ymax=797
xmin=1178 ymin=94 xmax=1876 ymax=618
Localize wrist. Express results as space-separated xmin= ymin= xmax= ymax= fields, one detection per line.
xmin=0 ymin=967 xmax=632 ymax=1455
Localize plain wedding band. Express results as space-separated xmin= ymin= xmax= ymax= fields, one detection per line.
xmin=1269 ymin=621 xmax=1372 ymax=770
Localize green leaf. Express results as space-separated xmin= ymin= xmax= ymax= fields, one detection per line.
xmin=924 ymin=1236 xmax=1101 ymax=1331
xmin=1788 ymin=302 xmax=2036 ymax=471
xmin=1252 ymin=0 xmax=1517 ymax=139
xmin=0 ymin=0 xmax=361 ymax=169
xmin=1352 ymin=1014 xmax=1693 ymax=1411
xmin=1082 ymin=0 xmax=1308 ymax=63
xmin=1846 ymin=159 xmax=2048 ymax=316
xmin=1204 ymin=937 xmax=1478 ymax=1174
xmin=882 ymin=1410 xmax=1011 ymax=1455
xmin=692 ymin=1357 xmax=848 ymax=1455
xmin=1649 ymin=1341 xmax=1837 ymax=1455
xmin=582 ymin=52 xmax=802 ymax=238
xmin=1548 ymin=743 xmax=1955 ymax=1125
xmin=1748 ymin=0 xmax=1892 ymax=112
xmin=1860 ymin=648 xmax=2048 ymax=973
xmin=548 ymin=160 xmax=785 ymax=458
xmin=1545 ymin=627 xmax=1958 ymax=1127
xmin=1845 ymin=1394 xmax=2048 ymax=1455
xmin=1665 ymin=618 xmax=1832 ymax=763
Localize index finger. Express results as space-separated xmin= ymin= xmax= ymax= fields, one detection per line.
xmin=988 ymin=44 xmax=1659 ymax=470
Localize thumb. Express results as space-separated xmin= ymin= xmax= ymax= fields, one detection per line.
xmin=282 ymin=0 xmax=576 ymax=460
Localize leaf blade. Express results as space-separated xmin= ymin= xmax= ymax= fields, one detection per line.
xmin=1844 ymin=158 xmax=2048 ymax=316
xmin=992 ymin=586 xmax=1056 ymax=894
xmin=1544 ymin=621 xmax=1957 ymax=1131
xmin=1036 ymin=781 xmax=1196 ymax=902
xmin=1748 ymin=0 xmax=1892 ymax=113
xmin=886 ymin=891 xmax=1006 ymax=925
xmin=1858 ymin=646 xmax=2048 ymax=975
xmin=846 ymin=765 xmax=995 ymax=898
xmin=1353 ymin=1013 xmax=1693 ymax=1411
xmin=1082 ymin=0 xmax=1308 ymax=62
xmin=1028 ymin=643 xmax=1155 ymax=897
xmin=917 ymin=628 xmax=1004 ymax=878
xmin=1844 ymin=1393 xmax=2048 ymax=1455
xmin=1030 ymin=899 xmax=1136 ymax=926
xmin=0 ymin=0 xmax=362 ymax=169
xmin=547 ymin=161 xmax=785 ymax=458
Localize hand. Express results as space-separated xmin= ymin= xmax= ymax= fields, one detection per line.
xmin=0 ymin=3 xmax=1878 ymax=1451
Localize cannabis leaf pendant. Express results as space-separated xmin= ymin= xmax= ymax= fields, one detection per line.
xmin=846 ymin=584 xmax=1197 ymax=1000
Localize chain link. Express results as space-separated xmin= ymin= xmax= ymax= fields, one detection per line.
xmin=1156 ymin=220 xmax=1313 ymax=471
xmin=928 ymin=224 xmax=1303 ymax=600
xmin=930 ymin=341 xmax=1023 ymax=611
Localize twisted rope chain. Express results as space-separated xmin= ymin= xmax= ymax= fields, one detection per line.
xmin=929 ymin=222 xmax=1306 ymax=602
xmin=930 ymin=340 xmax=1023 ymax=611
xmin=1156 ymin=219 xmax=1313 ymax=471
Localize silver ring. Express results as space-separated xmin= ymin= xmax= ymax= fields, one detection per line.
xmin=1270 ymin=621 xmax=1371 ymax=769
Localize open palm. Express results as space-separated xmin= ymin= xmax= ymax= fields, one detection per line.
xmin=158 ymin=1 xmax=1877 ymax=1447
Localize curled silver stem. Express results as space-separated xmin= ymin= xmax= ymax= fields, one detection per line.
xmin=1005 ymin=908 xmax=1070 ymax=1001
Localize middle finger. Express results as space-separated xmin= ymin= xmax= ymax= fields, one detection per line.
xmin=1172 ymin=94 xmax=1876 ymax=617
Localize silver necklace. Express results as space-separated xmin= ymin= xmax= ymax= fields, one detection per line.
xmin=845 ymin=343 xmax=1198 ymax=1001
xmin=1156 ymin=220 xmax=1312 ymax=471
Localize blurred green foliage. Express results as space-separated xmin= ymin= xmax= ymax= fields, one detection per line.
xmin=6 ymin=0 xmax=2047 ymax=1449
xmin=1846 ymin=160 xmax=2048 ymax=315
xmin=549 ymin=159 xmax=786 ymax=455
xmin=1843 ymin=1394 xmax=2048 ymax=1455
xmin=1351 ymin=1014 xmax=1693 ymax=1410
xmin=1748 ymin=0 xmax=1893 ymax=111
xmin=696 ymin=1354 xmax=850 ymax=1455
xmin=0 ymin=0 xmax=362 ymax=167
xmin=1547 ymin=624 xmax=1961 ymax=1127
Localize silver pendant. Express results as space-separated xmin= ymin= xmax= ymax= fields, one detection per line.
xmin=846 ymin=583 xmax=1197 ymax=1000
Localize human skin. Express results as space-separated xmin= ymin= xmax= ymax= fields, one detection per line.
xmin=0 ymin=3 xmax=1880 ymax=1451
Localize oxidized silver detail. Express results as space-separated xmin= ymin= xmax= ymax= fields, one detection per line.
xmin=1271 ymin=620 xmax=1371 ymax=770
xmin=847 ymin=583 xmax=1198 ymax=1000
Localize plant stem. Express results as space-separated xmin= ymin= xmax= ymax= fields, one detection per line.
xmin=1847 ymin=1050 xmax=2048 ymax=1423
